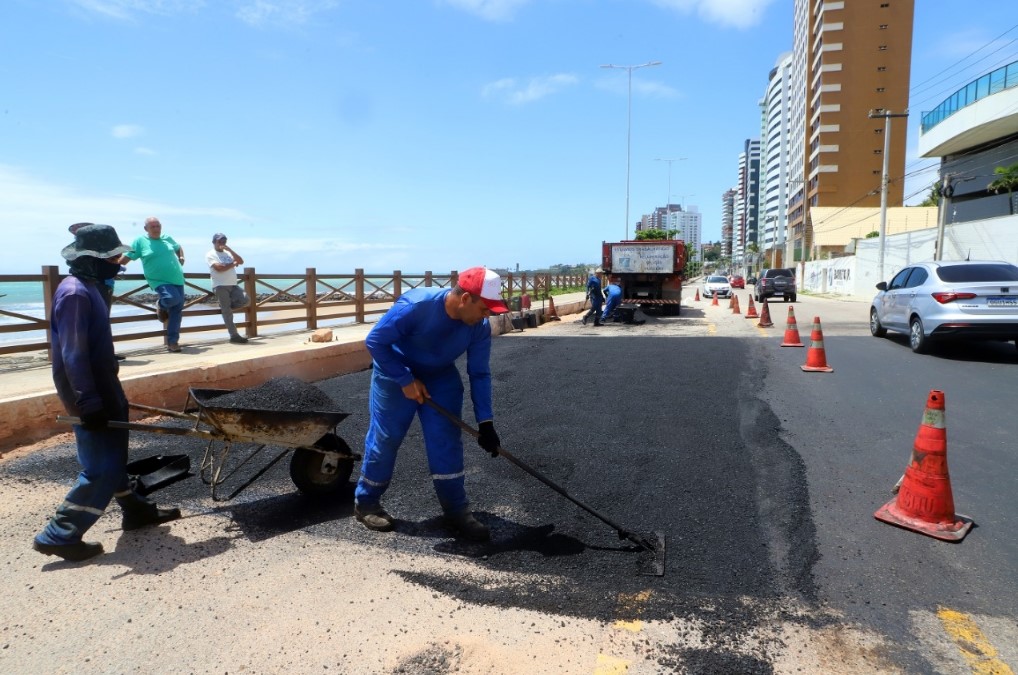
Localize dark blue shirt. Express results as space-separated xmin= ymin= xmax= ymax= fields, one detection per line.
xmin=586 ymin=275 xmax=604 ymax=303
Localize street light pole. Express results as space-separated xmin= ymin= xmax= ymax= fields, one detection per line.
xmin=868 ymin=109 xmax=909 ymax=281
xmin=602 ymin=61 xmax=662 ymax=240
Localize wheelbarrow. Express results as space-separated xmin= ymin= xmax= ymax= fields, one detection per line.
xmin=58 ymin=387 xmax=360 ymax=502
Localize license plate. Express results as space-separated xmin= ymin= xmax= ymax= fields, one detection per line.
xmin=987 ymin=296 xmax=1018 ymax=307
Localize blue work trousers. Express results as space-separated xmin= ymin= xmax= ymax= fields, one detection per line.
xmin=35 ymin=424 xmax=155 ymax=546
xmin=584 ymin=296 xmax=603 ymax=322
xmin=156 ymin=284 xmax=185 ymax=346
xmin=355 ymin=367 xmax=469 ymax=515
xmin=601 ymin=294 xmax=621 ymax=323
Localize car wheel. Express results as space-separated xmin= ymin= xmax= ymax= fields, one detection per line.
xmin=869 ymin=307 xmax=887 ymax=337
xmin=789 ymin=294 xmax=797 ymax=303
xmin=909 ymin=316 xmax=927 ymax=354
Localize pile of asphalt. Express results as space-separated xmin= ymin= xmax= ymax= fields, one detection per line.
xmin=204 ymin=376 xmax=338 ymax=412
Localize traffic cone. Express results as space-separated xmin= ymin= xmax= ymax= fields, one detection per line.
xmin=745 ymin=295 xmax=759 ymax=319
xmin=757 ymin=298 xmax=774 ymax=327
xmin=800 ymin=316 xmax=833 ymax=372
xmin=694 ymin=288 xmax=701 ymax=302
xmin=728 ymin=295 xmax=734 ymax=309
xmin=731 ymin=294 xmax=741 ymax=315
xmin=874 ymin=390 xmax=973 ymax=541
xmin=546 ymin=295 xmax=560 ymax=321
xmin=711 ymin=292 xmax=719 ymax=307
xmin=780 ymin=306 xmax=804 ymax=347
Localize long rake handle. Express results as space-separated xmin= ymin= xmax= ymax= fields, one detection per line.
xmin=423 ymin=399 xmax=654 ymax=551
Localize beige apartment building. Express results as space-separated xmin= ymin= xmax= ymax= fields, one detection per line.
xmin=787 ymin=0 xmax=914 ymax=261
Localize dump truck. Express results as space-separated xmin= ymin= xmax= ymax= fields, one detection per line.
xmin=601 ymin=240 xmax=687 ymax=316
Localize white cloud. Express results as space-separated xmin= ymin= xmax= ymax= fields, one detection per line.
xmin=68 ymin=0 xmax=204 ymax=20
xmin=440 ymin=0 xmax=531 ymax=22
xmin=112 ymin=124 xmax=144 ymax=139
xmin=649 ymin=0 xmax=777 ymax=30
xmin=482 ymin=74 xmax=579 ymax=105
xmin=235 ymin=0 xmax=339 ymax=26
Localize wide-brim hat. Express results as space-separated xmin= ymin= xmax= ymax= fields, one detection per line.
xmin=61 ymin=224 xmax=131 ymax=261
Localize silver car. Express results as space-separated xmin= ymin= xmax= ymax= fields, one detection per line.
xmin=702 ymin=275 xmax=732 ymax=299
xmin=869 ymin=260 xmax=1018 ymax=353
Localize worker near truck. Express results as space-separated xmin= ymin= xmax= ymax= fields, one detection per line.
xmin=601 ymin=282 xmax=623 ymax=324
xmin=33 ymin=224 xmax=181 ymax=563
xmin=582 ymin=268 xmax=604 ymax=326
xmin=353 ymin=266 xmax=509 ymax=542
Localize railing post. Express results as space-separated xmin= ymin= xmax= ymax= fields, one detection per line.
xmin=450 ymin=270 xmax=459 ymax=288
xmin=244 ymin=267 xmax=259 ymax=337
xmin=424 ymin=271 xmax=433 ymax=288
xmin=393 ymin=270 xmax=402 ymax=301
xmin=355 ymin=268 xmax=365 ymax=323
xmin=42 ymin=265 xmax=61 ymax=362
xmin=306 ymin=267 xmax=318 ymax=330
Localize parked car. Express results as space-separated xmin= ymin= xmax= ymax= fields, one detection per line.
xmin=702 ymin=275 xmax=732 ymax=299
xmin=754 ymin=268 xmax=797 ymax=303
xmin=747 ymin=275 xmax=758 ymax=285
xmin=870 ymin=260 xmax=1018 ymax=353
xmin=729 ymin=274 xmax=745 ymax=289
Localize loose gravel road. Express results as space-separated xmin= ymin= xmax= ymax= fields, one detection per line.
xmin=1 ymin=302 xmax=900 ymax=674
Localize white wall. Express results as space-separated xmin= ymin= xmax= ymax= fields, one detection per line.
xmin=800 ymin=213 xmax=1018 ymax=299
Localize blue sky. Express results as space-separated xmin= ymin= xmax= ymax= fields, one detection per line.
xmin=2 ymin=0 xmax=1016 ymax=275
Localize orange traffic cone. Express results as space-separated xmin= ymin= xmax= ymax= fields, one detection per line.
xmin=546 ymin=295 xmax=560 ymax=321
xmin=745 ymin=295 xmax=759 ymax=319
xmin=874 ymin=390 xmax=973 ymax=541
xmin=694 ymin=288 xmax=701 ymax=302
xmin=800 ymin=316 xmax=833 ymax=372
xmin=728 ymin=294 xmax=734 ymax=309
xmin=780 ymin=306 xmax=804 ymax=347
xmin=711 ymin=292 xmax=719 ymax=307
xmin=757 ymin=298 xmax=774 ymax=327
xmin=731 ymin=294 xmax=741 ymax=315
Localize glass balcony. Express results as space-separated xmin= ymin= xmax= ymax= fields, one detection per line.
xmin=921 ymin=60 xmax=1018 ymax=133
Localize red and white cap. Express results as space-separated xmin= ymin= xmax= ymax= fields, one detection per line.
xmin=457 ymin=267 xmax=509 ymax=314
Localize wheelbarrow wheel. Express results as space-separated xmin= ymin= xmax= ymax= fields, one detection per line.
xmin=289 ymin=434 xmax=355 ymax=498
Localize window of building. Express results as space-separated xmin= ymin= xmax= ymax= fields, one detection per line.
xmin=879 ymin=24 xmax=888 ymax=29
xmin=880 ymin=2 xmax=889 ymax=6
xmin=878 ymin=45 xmax=887 ymax=51
xmin=873 ymin=149 xmax=882 ymax=155
xmin=873 ymin=170 xmax=881 ymax=175
xmin=876 ymin=87 xmax=885 ymax=93
xmin=875 ymin=127 xmax=883 ymax=134
xmin=877 ymin=66 xmax=886 ymax=72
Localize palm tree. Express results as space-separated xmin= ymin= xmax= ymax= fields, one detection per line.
xmin=987 ymin=162 xmax=1018 ymax=215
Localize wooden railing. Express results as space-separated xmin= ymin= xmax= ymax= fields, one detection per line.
xmin=0 ymin=267 xmax=583 ymax=359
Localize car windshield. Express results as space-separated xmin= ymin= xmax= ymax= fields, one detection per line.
xmin=707 ymin=276 xmax=728 ymax=283
xmin=936 ymin=263 xmax=1018 ymax=282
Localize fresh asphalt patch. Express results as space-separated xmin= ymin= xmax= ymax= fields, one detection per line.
xmin=7 ymin=318 xmax=831 ymax=671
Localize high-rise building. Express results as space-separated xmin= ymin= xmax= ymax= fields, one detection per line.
xmin=665 ymin=206 xmax=702 ymax=262
xmin=721 ymin=189 xmax=736 ymax=258
xmin=760 ymin=52 xmax=794 ymax=268
xmin=735 ymin=139 xmax=761 ymax=267
xmin=787 ymin=0 xmax=915 ymax=261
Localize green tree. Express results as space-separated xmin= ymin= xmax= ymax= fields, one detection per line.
xmin=919 ymin=181 xmax=941 ymax=207
xmin=988 ymin=162 xmax=1018 ymax=215
xmin=635 ymin=228 xmax=679 ymax=241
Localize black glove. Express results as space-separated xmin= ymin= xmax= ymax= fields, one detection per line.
xmin=477 ymin=421 xmax=500 ymax=457
xmin=79 ymin=409 xmax=109 ymax=431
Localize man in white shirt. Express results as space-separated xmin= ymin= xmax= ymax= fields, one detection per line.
xmin=205 ymin=233 xmax=249 ymax=344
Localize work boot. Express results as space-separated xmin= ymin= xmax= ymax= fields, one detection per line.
xmin=122 ymin=505 xmax=182 ymax=531
xmin=33 ymin=539 xmax=104 ymax=562
xmin=445 ymin=510 xmax=490 ymax=542
xmin=582 ymin=314 xmax=588 ymax=325
xmin=229 ymin=335 xmax=249 ymax=344
xmin=354 ymin=503 xmax=395 ymax=532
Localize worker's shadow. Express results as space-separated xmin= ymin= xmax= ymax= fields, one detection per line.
xmin=225 ymin=484 xmax=356 ymax=543
xmin=397 ymin=514 xmax=587 ymax=560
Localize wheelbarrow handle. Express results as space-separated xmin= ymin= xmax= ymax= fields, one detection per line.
xmin=56 ymin=416 xmax=222 ymax=440
xmin=421 ymin=398 xmax=653 ymax=551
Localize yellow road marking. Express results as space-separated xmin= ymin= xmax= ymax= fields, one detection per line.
xmin=708 ymin=323 xmax=717 ymax=335
xmin=594 ymin=653 xmax=629 ymax=674
xmin=937 ymin=607 xmax=1015 ymax=675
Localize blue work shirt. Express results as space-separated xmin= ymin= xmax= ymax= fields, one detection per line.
xmin=366 ymin=288 xmax=495 ymax=422
xmin=605 ymin=284 xmax=622 ymax=300
xmin=587 ymin=275 xmax=604 ymax=303
xmin=51 ymin=276 xmax=128 ymax=418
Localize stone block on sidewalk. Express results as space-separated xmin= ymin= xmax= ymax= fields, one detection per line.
xmin=311 ymin=328 xmax=333 ymax=343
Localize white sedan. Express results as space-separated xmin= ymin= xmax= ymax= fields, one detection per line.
xmin=702 ymin=275 xmax=732 ymax=299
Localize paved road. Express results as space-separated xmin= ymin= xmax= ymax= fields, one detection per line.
xmin=1 ymin=291 xmax=1015 ymax=674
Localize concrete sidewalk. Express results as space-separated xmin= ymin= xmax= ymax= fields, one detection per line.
xmin=0 ymin=291 xmax=589 ymax=453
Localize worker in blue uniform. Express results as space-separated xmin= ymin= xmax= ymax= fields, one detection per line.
xmin=601 ymin=282 xmax=623 ymax=324
xmin=582 ymin=269 xmax=604 ymax=326
xmin=33 ymin=225 xmax=181 ymax=563
xmin=354 ymin=267 xmax=509 ymax=541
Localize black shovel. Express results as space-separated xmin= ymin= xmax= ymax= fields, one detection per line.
xmin=424 ymin=399 xmax=666 ymax=576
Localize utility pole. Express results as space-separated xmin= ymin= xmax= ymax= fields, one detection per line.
xmin=934 ymin=174 xmax=955 ymax=261
xmin=868 ymin=109 xmax=909 ymax=281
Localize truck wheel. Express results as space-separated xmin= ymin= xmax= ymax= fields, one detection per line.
xmin=290 ymin=436 xmax=354 ymax=498
xmin=790 ymin=294 xmax=796 ymax=303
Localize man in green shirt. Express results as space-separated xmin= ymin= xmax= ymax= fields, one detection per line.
xmin=120 ymin=217 xmax=186 ymax=352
